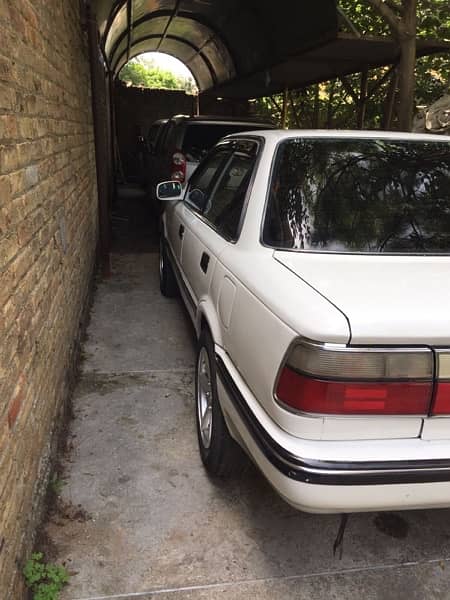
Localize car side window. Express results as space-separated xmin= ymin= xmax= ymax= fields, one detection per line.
xmin=185 ymin=149 xmax=232 ymax=212
xmin=202 ymin=148 xmax=257 ymax=241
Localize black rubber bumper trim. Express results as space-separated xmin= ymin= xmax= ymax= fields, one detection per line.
xmin=216 ymin=355 xmax=450 ymax=486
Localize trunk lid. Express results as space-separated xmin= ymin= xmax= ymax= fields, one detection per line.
xmin=274 ymin=251 xmax=450 ymax=440
xmin=274 ymin=251 xmax=450 ymax=345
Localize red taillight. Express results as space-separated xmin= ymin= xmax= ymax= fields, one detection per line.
xmin=277 ymin=366 xmax=432 ymax=415
xmin=432 ymin=383 xmax=450 ymax=415
xmin=276 ymin=341 xmax=433 ymax=416
xmin=431 ymin=352 xmax=450 ymax=414
xmin=171 ymin=151 xmax=186 ymax=183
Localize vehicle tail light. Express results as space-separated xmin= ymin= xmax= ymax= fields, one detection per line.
xmin=276 ymin=341 xmax=433 ymax=416
xmin=432 ymin=352 xmax=450 ymax=415
xmin=171 ymin=151 xmax=186 ymax=183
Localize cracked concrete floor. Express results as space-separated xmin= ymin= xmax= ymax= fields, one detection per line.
xmin=44 ymin=251 xmax=450 ymax=600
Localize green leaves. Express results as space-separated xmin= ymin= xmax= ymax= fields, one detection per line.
xmin=119 ymin=58 xmax=196 ymax=92
xmin=23 ymin=553 xmax=69 ymax=600
xmin=254 ymin=2 xmax=449 ymax=129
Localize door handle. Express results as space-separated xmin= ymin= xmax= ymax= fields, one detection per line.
xmin=179 ymin=224 xmax=185 ymax=239
xmin=200 ymin=252 xmax=210 ymax=274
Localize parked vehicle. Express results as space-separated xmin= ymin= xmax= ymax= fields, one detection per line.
xmin=141 ymin=119 xmax=168 ymax=187
xmin=147 ymin=118 xmax=168 ymax=154
xmin=157 ymin=129 xmax=450 ymax=513
xmin=146 ymin=115 xmax=275 ymax=201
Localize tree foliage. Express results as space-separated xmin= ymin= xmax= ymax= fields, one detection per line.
xmin=119 ymin=57 xmax=197 ymax=94
xmin=253 ymin=0 xmax=450 ymax=130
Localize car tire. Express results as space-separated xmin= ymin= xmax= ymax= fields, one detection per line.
xmin=195 ymin=329 xmax=243 ymax=478
xmin=159 ymin=237 xmax=178 ymax=297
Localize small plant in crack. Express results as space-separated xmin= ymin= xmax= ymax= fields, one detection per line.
xmin=49 ymin=474 xmax=65 ymax=497
xmin=23 ymin=552 xmax=69 ymax=600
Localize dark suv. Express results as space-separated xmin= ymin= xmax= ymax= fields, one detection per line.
xmin=146 ymin=114 xmax=275 ymax=198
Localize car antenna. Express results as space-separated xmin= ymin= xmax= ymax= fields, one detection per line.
xmin=333 ymin=514 xmax=349 ymax=559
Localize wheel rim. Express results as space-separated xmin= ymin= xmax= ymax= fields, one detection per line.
xmin=197 ymin=347 xmax=213 ymax=449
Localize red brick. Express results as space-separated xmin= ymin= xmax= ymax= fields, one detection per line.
xmin=0 ymin=0 xmax=98 ymax=595
xmin=7 ymin=378 xmax=25 ymax=429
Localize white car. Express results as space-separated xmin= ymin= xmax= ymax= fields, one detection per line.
xmin=157 ymin=130 xmax=450 ymax=514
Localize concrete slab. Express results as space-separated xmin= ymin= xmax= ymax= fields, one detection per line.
xmin=83 ymin=254 xmax=195 ymax=373
xmin=70 ymin=562 xmax=450 ymax=600
xmin=43 ymin=251 xmax=450 ymax=600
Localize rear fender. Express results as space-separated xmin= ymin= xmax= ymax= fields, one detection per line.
xmin=196 ymin=298 xmax=223 ymax=348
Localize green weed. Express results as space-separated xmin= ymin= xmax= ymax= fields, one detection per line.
xmin=23 ymin=552 xmax=69 ymax=600
xmin=49 ymin=474 xmax=65 ymax=496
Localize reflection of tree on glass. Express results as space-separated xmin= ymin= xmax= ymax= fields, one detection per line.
xmin=263 ymin=138 xmax=450 ymax=253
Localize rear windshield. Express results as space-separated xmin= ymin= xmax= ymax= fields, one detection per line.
xmin=263 ymin=138 xmax=450 ymax=254
xmin=182 ymin=123 xmax=269 ymax=161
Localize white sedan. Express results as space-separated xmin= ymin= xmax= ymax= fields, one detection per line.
xmin=157 ymin=130 xmax=450 ymax=513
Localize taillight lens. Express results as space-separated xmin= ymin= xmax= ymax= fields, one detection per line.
xmin=276 ymin=341 xmax=433 ymax=416
xmin=432 ymin=351 xmax=450 ymax=415
xmin=171 ymin=151 xmax=186 ymax=182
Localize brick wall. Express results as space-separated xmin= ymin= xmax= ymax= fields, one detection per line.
xmin=0 ymin=0 xmax=98 ymax=595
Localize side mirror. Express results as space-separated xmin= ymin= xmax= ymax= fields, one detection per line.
xmin=156 ymin=181 xmax=184 ymax=201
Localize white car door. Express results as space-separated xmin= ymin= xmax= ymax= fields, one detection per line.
xmin=181 ymin=140 xmax=260 ymax=309
xmin=164 ymin=200 xmax=185 ymax=270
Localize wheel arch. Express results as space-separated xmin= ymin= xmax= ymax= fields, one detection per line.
xmin=196 ymin=298 xmax=224 ymax=347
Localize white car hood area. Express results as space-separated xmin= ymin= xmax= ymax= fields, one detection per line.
xmin=274 ymin=251 xmax=450 ymax=345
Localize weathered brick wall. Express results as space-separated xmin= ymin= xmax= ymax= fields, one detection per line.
xmin=0 ymin=0 xmax=98 ymax=595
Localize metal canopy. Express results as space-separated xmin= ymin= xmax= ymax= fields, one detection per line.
xmin=207 ymin=34 xmax=450 ymax=99
xmin=93 ymin=0 xmax=339 ymax=90
xmin=92 ymin=0 xmax=450 ymax=99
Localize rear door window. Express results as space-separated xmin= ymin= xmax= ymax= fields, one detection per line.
xmin=185 ymin=148 xmax=232 ymax=212
xmin=202 ymin=141 xmax=258 ymax=240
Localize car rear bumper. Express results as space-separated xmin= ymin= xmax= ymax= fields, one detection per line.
xmin=215 ymin=352 xmax=450 ymax=513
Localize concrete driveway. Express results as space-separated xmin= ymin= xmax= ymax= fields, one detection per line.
xmin=43 ymin=216 xmax=450 ymax=599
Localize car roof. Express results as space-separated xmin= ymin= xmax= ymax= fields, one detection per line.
xmin=168 ymin=114 xmax=275 ymax=127
xmin=225 ymin=129 xmax=450 ymax=142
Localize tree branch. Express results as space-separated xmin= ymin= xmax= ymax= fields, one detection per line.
xmin=384 ymin=0 xmax=404 ymax=15
xmin=366 ymin=0 xmax=402 ymax=34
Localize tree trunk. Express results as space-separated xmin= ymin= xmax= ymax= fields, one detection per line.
xmin=366 ymin=0 xmax=417 ymax=131
xmin=382 ymin=67 xmax=399 ymax=129
xmin=326 ymin=80 xmax=336 ymax=128
xmin=357 ymin=69 xmax=369 ymax=129
xmin=281 ymin=87 xmax=289 ymax=129
xmin=397 ymin=0 xmax=417 ymax=131
xmin=312 ymin=84 xmax=320 ymax=128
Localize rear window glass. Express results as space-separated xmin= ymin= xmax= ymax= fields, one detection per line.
xmin=182 ymin=123 xmax=267 ymax=161
xmin=263 ymin=138 xmax=450 ymax=254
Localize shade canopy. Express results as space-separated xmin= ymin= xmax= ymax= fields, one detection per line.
xmin=92 ymin=0 xmax=450 ymax=98
xmin=92 ymin=0 xmax=339 ymax=91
